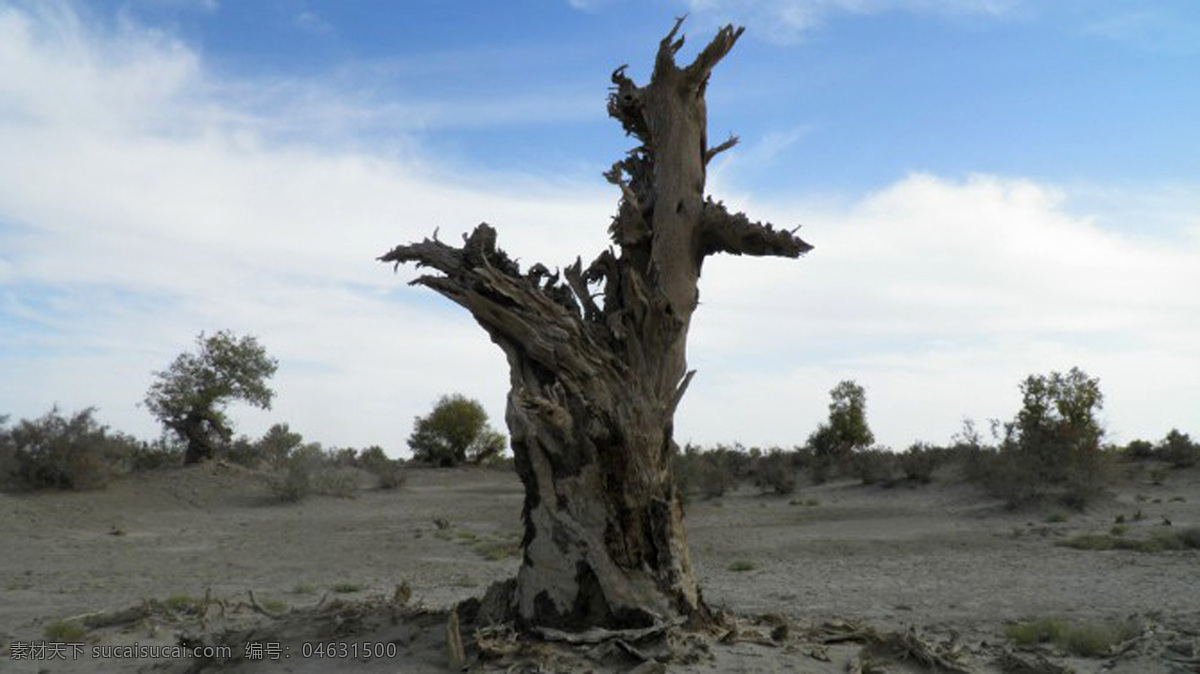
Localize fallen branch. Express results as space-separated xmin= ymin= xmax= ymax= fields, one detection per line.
xmin=533 ymin=617 xmax=685 ymax=645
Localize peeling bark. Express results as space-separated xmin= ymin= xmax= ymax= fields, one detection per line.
xmin=380 ymin=19 xmax=811 ymax=633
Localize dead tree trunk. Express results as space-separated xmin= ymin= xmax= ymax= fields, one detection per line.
xmin=380 ymin=19 xmax=811 ymax=633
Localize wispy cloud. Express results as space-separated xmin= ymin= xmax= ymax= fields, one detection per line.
xmin=680 ymin=0 xmax=1019 ymax=42
xmin=1080 ymin=7 xmax=1200 ymax=54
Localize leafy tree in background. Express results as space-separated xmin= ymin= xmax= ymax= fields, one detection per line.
xmin=808 ymin=380 xmax=874 ymax=480
xmin=982 ymin=366 xmax=1108 ymax=507
xmin=1159 ymin=429 xmax=1198 ymax=468
xmin=407 ymin=394 xmax=506 ymax=466
xmin=258 ymin=422 xmax=303 ymax=466
xmin=144 ymin=330 xmax=278 ymax=465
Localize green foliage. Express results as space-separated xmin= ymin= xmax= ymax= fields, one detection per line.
xmin=44 ymin=619 xmax=87 ymax=642
xmin=126 ymin=436 xmax=185 ymax=471
xmin=1159 ymin=429 xmax=1198 ymax=468
xmin=355 ymin=445 xmax=406 ymax=489
xmin=727 ymin=560 xmax=756 ymax=572
xmin=807 ymin=380 xmax=874 ymax=480
xmin=269 ymin=442 xmax=361 ymax=502
xmin=257 ymin=423 xmax=304 ymax=467
xmin=851 ymin=447 xmax=900 ymax=486
xmin=754 ymin=449 xmax=797 ymax=495
xmin=972 ymin=367 xmax=1110 ymax=508
xmin=1004 ymin=617 xmax=1140 ymax=657
xmin=407 ymin=394 xmax=506 ymax=467
xmin=898 ymin=442 xmax=943 ymax=484
xmin=144 ymin=331 xmax=278 ymax=464
xmin=1122 ymin=439 xmax=1156 ymax=461
xmin=0 ymin=407 xmax=140 ymax=491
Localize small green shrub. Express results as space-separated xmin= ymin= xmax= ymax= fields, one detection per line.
xmin=474 ymin=538 xmax=520 ymax=561
xmin=851 ymin=447 xmax=899 ymax=486
xmin=372 ymin=460 xmax=406 ymax=490
xmin=163 ymin=594 xmax=205 ymax=615
xmin=697 ymin=455 xmax=736 ymax=499
xmin=331 ymin=582 xmax=362 ymax=594
xmin=44 ymin=620 xmax=87 ymax=642
xmin=899 ymin=442 xmax=942 ymax=484
xmin=728 ymin=560 xmax=756 ymax=572
xmin=1004 ymin=617 xmax=1140 ymax=657
xmin=311 ymin=467 xmax=359 ymax=498
xmin=2 ymin=407 xmax=131 ymax=491
xmin=754 ymin=450 xmax=797 ymax=495
xmin=1004 ymin=617 xmax=1064 ymax=646
xmin=272 ymin=460 xmax=312 ymax=503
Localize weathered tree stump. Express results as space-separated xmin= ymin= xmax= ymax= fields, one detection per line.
xmin=380 ymin=18 xmax=812 ymax=633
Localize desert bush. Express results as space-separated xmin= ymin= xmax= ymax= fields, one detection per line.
xmin=898 ymin=442 xmax=942 ymax=484
xmin=222 ymin=436 xmax=261 ymax=468
xmin=373 ymin=460 xmax=407 ymax=490
xmin=697 ymin=453 xmax=737 ymax=499
xmin=1 ymin=407 xmax=137 ymax=491
xmin=311 ymin=466 xmax=360 ymax=497
xmin=271 ymin=443 xmax=363 ymax=502
xmin=1058 ymin=528 xmax=1200 ymax=553
xmin=754 ymin=449 xmax=797 ymax=495
xmin=126 ymin=436 xmax=185 ymax=471
xmin=1122 ymin=439 xmax=1156 ymax=461
xmin=272 ymin=459 xmax=312 ymax=503
xmin=1004 ymin=617 xmax=1140 ymax=657
xmin=851 ymin=447 xmax=900 ymax=486
xmin=354 ymin=445 xmax=406 ymax=489
xmin=44 ymin=619 xmax=88 ymax=642
xmin=1158 ymin=429 xmax=1198 ymax=468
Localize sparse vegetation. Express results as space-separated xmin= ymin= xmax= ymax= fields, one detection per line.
xmin=44 ymin=619 xmax=87 ymax=642
xmin=754 ymin=449 xmax=797 ymax=495
xmin=1058 ymin=527 xmax=1200 ymax=553
xmin=728 ymin=560 xmax=756 ymax=572
xmin=0 ymin=407 xmax=141 ymax=491
xmin=851 ymin=447 xmax=900 ymax=486
xmin=1159 ymin=429 xmax=1198 ymax=469
xmin=1004 ymin=616 xmax=1141 ymax=657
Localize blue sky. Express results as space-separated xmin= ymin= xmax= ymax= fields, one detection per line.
xmin=1 ymin=0 xmax=1198 ymax=455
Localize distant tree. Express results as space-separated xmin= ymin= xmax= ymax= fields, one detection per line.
xmin=983 ymin=367 xmax=1108 ymax=507
xmin=807 ymin=380 xmax=874 ymax=479
xmin=144 ymin=331 xmax=278 ymax=465
xmin=1012 ymin=367 xmax=1104 ymax=482
xmin=257 ymin=423 xmax=304 ymax=466
xmin=1123 ymin=439 xmax=1155 ymax=461
xmin=1159 ymin=429 xmax=1198 ymax=468
xmin=407 ymin=394 xmax=506 ymax=466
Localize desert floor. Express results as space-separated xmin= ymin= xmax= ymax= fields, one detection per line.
xmin=2 ymin=460 xmax=1198 ymax=672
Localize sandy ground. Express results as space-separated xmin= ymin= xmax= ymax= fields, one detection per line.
xmin=2 ymin=460 xmax=1198 ymax=672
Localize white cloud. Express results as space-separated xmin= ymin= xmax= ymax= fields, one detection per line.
xmin=1 ymin=1 xmax=1196 ymax=457
xmin=681 ymin=172 xmax=1200 ymax=447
